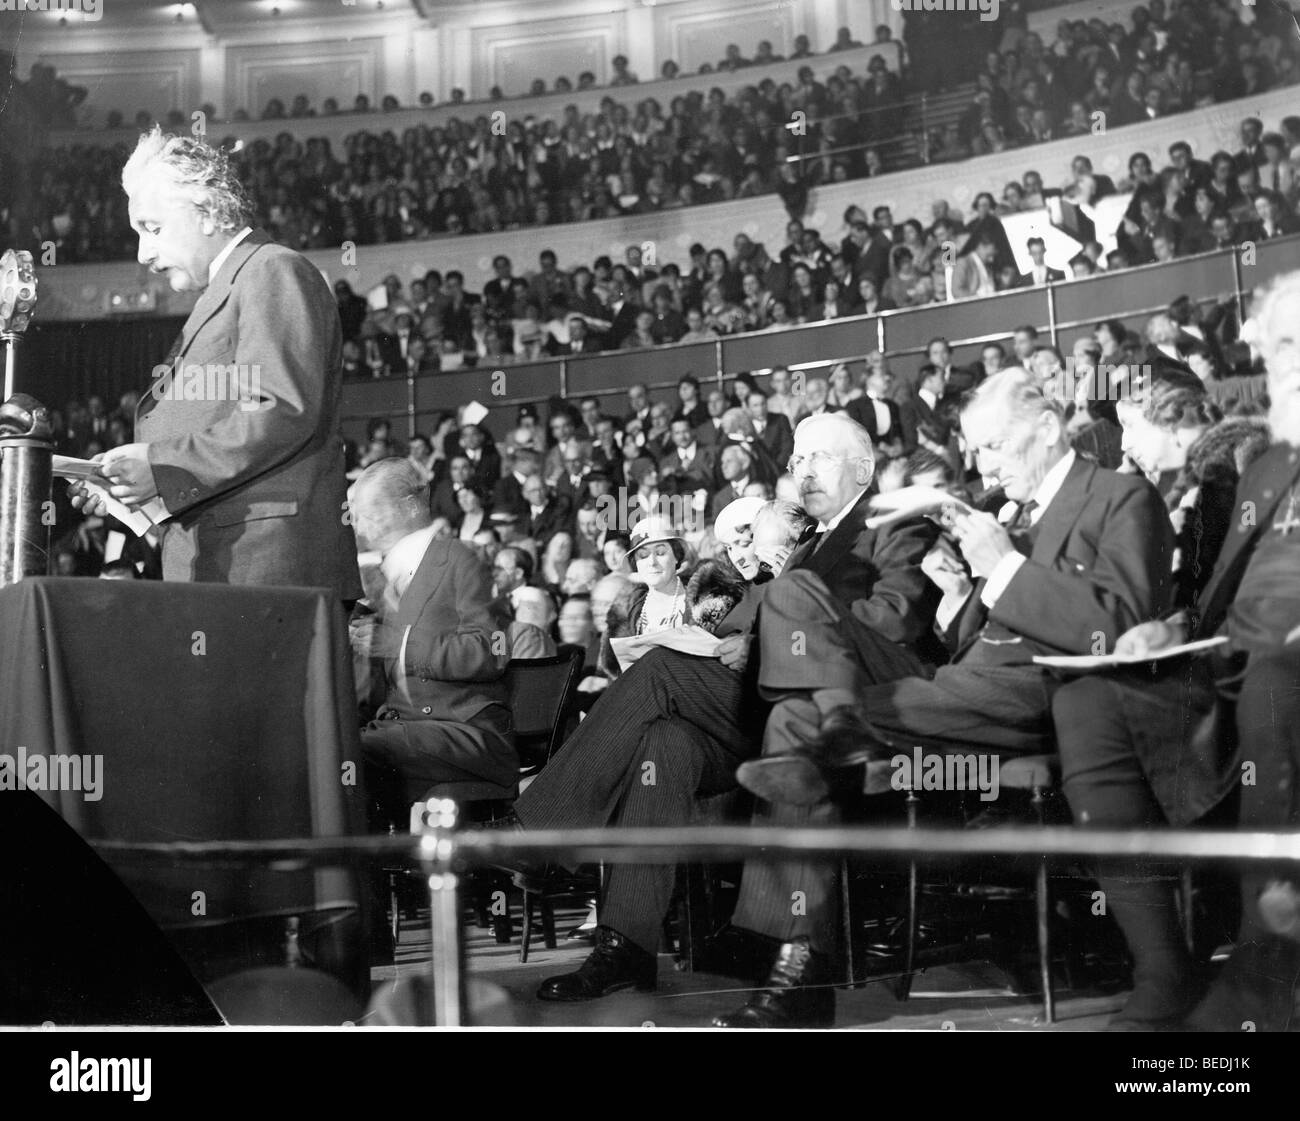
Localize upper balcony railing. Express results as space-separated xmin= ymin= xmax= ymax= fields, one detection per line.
xmin=43 ymin=43 xmax=905 ymax=154
xmin=339 ymin=233 xmax=1286 ymax=445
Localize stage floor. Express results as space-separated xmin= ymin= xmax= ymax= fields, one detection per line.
xmin=370 ymin=906 xmax=1125 ymax=1030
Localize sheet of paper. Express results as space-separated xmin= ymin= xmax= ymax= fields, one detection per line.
xmin=610 ymin=625 xmax=724 ymax=670
xmin=866 ymin=485 xmax=972 ymax=529
xmin=1032 ymin=635 xmax=1229 ymax=670
xmin=52 ymin=455 xmax=104 ymax=480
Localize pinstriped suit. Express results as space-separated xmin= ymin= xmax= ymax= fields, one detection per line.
xmin=515 ymin=595 xmax=765 ymax=957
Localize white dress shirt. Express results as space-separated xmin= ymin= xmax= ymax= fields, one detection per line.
xmin=207 ymin=226 xmax=253 ymax=286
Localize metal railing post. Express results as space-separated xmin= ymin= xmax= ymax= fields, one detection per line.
xmin=1046 ymin=283 xmax=1059 ymax=351
xmin=419 ymin=797 xmax=466 ymax=1027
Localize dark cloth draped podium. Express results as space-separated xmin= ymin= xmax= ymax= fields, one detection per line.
xmin=0 ymin=577 xmax=369 ymax=1000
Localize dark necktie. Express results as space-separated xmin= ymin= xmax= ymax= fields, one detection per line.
xmin=1007 ymin=500 xmax=1039 ymax=555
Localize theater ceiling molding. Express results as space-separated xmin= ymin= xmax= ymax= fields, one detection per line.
xmin=20 ymin=0 xmax=700 ymax=34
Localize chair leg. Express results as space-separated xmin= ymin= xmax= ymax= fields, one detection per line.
xmin=1180 ymin=867 xmax=1195 ymax=955
xmin=388 ymin=872 xmax=401 ymax=947
xmin=540 ymin=897 xmax=558 ymax=950
xmin=894 ymin=788 xmax=920 ymax=1002
xmin=520 ymin=891 xmax=535 ymax=963
xmin=839 ymin=860 xmax=855 ymax=986
xmin=1032 ymin=782 xmax=1055 ymax=1024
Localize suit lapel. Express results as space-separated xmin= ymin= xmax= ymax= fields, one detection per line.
xmin=136 ymin=230 xmax=272 ymax=425
xmin=1028 ymin=455 xmax=1094 ymax=565
xmin=792 ymin=490 xmax=872 ymax=579
xmin=385 ymin=535 xmax=451 ymax=680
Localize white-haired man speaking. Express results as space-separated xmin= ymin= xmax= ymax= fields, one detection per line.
xmin=70 ymin=127 xmax=361 ymax=598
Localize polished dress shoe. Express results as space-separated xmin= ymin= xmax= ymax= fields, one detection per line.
xmin=736 ymin=707 xmax=895 ymax=806
xmin=712 ymin=937 xmax=835 ymax=1028
xmin=536 ymin=926 xmax=657 ymax=1002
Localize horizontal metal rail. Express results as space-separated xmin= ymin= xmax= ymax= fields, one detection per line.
xmin=88 ymin=818 xmax=1300 ymax=1027
xmin=90 ymin=825 xmax=1300 ymax=868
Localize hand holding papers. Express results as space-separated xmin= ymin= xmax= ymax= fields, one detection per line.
xmin=1033 ymin=635 xmax=1229 ymax=670
xmin=55 ymin=456 xmax=166 ymax=537
xmin=866 ymin=485 xmax=973 ymax=529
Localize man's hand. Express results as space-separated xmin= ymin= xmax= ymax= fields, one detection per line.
xmin=1113 ymin=618 xmax=1188 ymax=659
xmin=349 ymin=616 xmax=404 ymax=660
xmin=67 ymin=454 xmax=109 ymax=517
xmin=950 ymin=509 xmax=1017 ymax=579
xmin=921 ymin=539 xmax=973 ymax=601
xmin=98 ymin=443 xmax=159 ymax=507
xmin=716 ymin=632 xmax=751 ymax=673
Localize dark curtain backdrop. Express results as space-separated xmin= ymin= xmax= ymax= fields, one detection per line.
xmin=18 ymin=316 xmax=186 ymax=412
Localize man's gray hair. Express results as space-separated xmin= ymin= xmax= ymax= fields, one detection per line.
xmin=354 ymin=458 xmax=431 ymax=518
xmin=122 ymin=126 xmax=252 ymax=231
xmin=964 ymin=366 xmax=1065 ymax=425
xmin=757 ymin=499 xmax=814 ymax=545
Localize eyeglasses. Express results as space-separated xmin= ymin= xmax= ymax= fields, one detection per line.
xmin=786 ymin=451 xmax=856 ymax=476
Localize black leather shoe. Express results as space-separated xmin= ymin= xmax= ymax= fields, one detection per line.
xmin=537 ymin=926 xmax=657 ymax=1002
xmin=736 ymin=707 xmax=896 ymax=806
xmin=712 ymin=937 xmax=836 ymax=1028
xmin=808 ymin=705 xmax=898 ymax=765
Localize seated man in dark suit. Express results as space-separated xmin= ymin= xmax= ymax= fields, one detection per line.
xmin=349 ymin=460 xmax=516 ymax=822
xmin=491 ymin=456 xmax=941 ymax=1000
xmin=1052 ymin=270 xmax=1300 ymax=1032
xmin=694 ymin=389 xmax=730 ymax=448
xmin=659 ymin=417 xmax=717 ymax=496
xmin=716 ymin=369 xmax=1173 ymax=1028
xmin=744 ymin=390 xmax=794 ymax=470
xmin=846 ymin=360 xmax=904 ymax=455
xmin=490 ymin=447 xmax=542 ymax=523
xmin=897 ymin=362 xmax=953 ymax=454
xmin=519 ymin=472 xmax=572 ymax=545
xmin=430 ymin=455 xmax=471 ymax=528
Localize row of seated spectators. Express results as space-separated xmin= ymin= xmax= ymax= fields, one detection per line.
xmin=93 ymin=27 xmax=883 ymax=131
xmin=331 ymin=111 xmax=1300 ymax=374
xmin=26 ymin=1 xmax=1298 ymax=265
xmin=324 ymin=278 xmax=1267 ymax=680
xmin=45 ymin=274 xmax=1266 ymax=593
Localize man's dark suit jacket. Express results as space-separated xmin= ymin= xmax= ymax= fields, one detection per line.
xmin=949 ymin=454 xmax=1173 ymax=667
xmin=710 ymin=481 xmax=750 ymax=522
xmin=897 ymin=390 xmax=949 ymax=451
xmin=659 ymin=444 xmax=717 ymax=493
xmin=430 ymin=480 xmax=465 ymax=527
xmin=136 ymin=229 xmax=361 ymax=598
xmin=694 ymin=417 xmax=727 ymax=447
xmin=491 ymin=474 xmax=528 ymax=519
xmin=774 ymin=489 xmax=943 ymax=674
xmin=1094 ymin=444 xmax=1299 ymax=824
xmin=524 ymin=495 xmax=573 ymax=544
xmin=369 ymin=537 xmax=516 ymax=788
xmin=750 ymin=414 xmax=794 ymax=470
xmin=845 ymin=396 xmax=903 ymax=445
